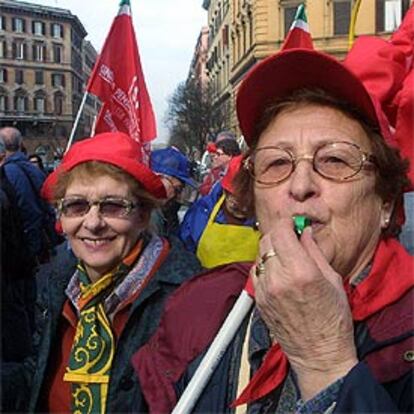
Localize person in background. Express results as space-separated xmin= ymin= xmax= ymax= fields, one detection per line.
xmin=1 ymin=141 xmax=36 ymax=363
xmin=180 ymin=155 xmax=260 ymax=268
xmin=134 ymin=37 xmax=413 ymax=413
xmin=199 ymin=136 xmax=241 ymax=196
xmin=28 ymin=154 xmax=47 ymax=174
xmin=2 ymin=132 xmax=202 ymax=413
xmin=0 ymin=127 xmax=49 ymax=262
xmin=150 ymin=147 xmax=198 ymax=237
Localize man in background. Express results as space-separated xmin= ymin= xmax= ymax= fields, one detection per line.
xmin=150 ymin=147 xmax=198 ymax=237
xmin=199 ymin=132 xmax=241 ymax=196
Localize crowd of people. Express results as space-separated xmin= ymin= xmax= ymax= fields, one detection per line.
xmin=1 ymin=5 xmax=413 ymax=413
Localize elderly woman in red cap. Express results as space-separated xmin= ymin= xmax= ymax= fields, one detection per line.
xmin=2 ymin=131 xmax=201 ymax=413
xmin=133 ymin=15 xmax=413 ymax=414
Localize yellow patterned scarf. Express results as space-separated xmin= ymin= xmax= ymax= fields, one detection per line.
xmin=64 ymin=241 xmax=142 ymax=414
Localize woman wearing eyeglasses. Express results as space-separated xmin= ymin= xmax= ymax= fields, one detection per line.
xmin=2 ymin=131 xmax=202 ymax=413
xmin=133 ymin=30 xmax=413 ymax=414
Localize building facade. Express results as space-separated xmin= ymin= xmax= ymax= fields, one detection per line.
xmin=202 ymin=0 xmax=412 ymax=135
xmin=189 ymin=26 xmax=209 ymax=90
xmin=0 ymin=0 xmax=96 ymax=162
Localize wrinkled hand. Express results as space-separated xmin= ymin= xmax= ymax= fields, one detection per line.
xmin=253 ymin=217 xmax=358 ymax=400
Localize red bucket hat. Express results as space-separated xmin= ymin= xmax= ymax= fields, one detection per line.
xmin=42 ymin=132 xmax=166 ymax=200
xmin=236 ymin=48 xmax=393 ymax=147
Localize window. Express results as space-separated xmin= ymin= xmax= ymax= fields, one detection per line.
xmin=376 ymin=0 xmax=411 ymax=32
xmin=0 ymin=16 xmax=5 ymax=31
xmin=0 ymin=95 xmax=7 ymax=112
xmin=54 ymin=92 xmax=63 ymax=115
xmin=35 ymin=70 xmax=44 ymax=85
xmin=34 ymin=96 xmax=45 ymax=113
xmin=33 ymin=43 xmax=45 ymax=62
xmin=51 ymin=23 xmax=63 ymax=38
xmin=15 ymin=69 xmax=24 ymax=84
xmin=14 ymin=93 xmax=27 ymax=112
xmin=0 ymin=68 xmax=7 ymax=83
xmin=13 ymin=41 xmax=26 ymax=60
xmin=12 ymin=18 xmax=25 ymax=33
xmin=53 ymin=44 xmax=62 ymax=63
xmin=333 ymin=0 xmax=351 ymax=35
xmin=52 ymin=73 xmax=65 ymax=87
xmin=32 ymin=21 xmax=45 ymax=36
xmin=0 ymin=39 xmax=6 ymax=58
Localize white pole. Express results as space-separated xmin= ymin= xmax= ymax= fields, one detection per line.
xmin=65 ymin=91 xmax=89 ymax=153
xmin=171 ymin=290 xmax=254 ymax=414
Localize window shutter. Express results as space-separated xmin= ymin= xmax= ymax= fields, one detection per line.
xmin=62 ymin=74 xmax=65 ymax=87
xmin=4 ymin=69 xmax=8 ymax=82
xmin=61 ymin=25 xmax=64 ymax=39
xmin=32 ymin=20 xmax=35 ymax=34
xmin=12 ymin=18 xmax=16 ymax=31
xmin=23 ymin=43 xmax=27 ymax=60
xmin=22 ymin=19 xmax=26 ymax=33
xmin=12 ymin=42 xmax=16 ymax=59
xmin=376 ymin=0 xmax=384 ymax=32
xmin=42 ymin=22 xmax=46 ymax=35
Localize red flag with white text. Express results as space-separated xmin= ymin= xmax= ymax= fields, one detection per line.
xmin=87 ymin=0 xmax=156 ymax=162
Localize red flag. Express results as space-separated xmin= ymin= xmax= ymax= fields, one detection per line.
xmin=87 ymin=0 xmax=156 ymax=159
xmin=281 ymin=3 xmax=313 ymax=50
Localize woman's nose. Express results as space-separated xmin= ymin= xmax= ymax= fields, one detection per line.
xmin=82 ymin=205 xmax=106 ymax=230
xmin=288 ymin=158 xmax=319 ymax=201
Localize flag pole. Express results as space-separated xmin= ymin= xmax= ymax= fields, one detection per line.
xmin=171 ymin=290 xmax=254 ymax=414
xmin=348 ymin=0 xmax=362 ymax=49
xmin=65 ymin=91 xmax=89 ymax=153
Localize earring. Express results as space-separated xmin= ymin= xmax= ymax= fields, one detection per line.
xmin=384 ymin=217 xmax=390 ymax=227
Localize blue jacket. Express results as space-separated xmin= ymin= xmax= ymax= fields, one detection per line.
xmin=3 ymin=152 xmax=47 ymax=256
xmin=179 ymin=183 xmax=255 ymax=253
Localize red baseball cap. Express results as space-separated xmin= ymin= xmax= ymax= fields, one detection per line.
xmin=237 ymin=48 xmax=393 ymax=146
xmin=221 ymin=155 xmax=243 ymax=194
xmin=42 ymin=132 xmax=166 ymax=200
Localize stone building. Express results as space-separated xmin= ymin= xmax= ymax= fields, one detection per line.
xmin=202 ymin=0 xmax=412 ymax=135
xmin=0 ymin=0 xmax=96 ymax=164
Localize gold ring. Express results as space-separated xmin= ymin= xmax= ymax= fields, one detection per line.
xmin=261 ymin=249 xmax=277 ymax=264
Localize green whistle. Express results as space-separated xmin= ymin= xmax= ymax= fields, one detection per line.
xmin=293 ymin=215 xmax=311 ymax=236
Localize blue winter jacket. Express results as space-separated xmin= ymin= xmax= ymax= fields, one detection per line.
xmin=3 ymin=152 xmax=47 ymax=256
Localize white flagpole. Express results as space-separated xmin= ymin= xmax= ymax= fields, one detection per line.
xmin=171 ymin=290 xmax=254 ymax=414
xmin=65 ymin=91 xmax=89 ymax=153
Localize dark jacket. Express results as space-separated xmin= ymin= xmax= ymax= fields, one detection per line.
xmin=134 ymin=263 xmax=413 ymax=413
xmin=2 ymin=236 xmax=202 ymax=413
xmin=3 ymin=151 xmax=47 ymax=257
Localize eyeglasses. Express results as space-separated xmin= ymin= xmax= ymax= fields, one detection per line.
xmin=57 ymin=197 xmax=138 ymax=218
xmin=245 ymin=141 xmax=376 ymax=185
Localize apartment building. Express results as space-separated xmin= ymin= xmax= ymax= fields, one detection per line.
xmin=0 ymin=0 xmax=95 ymax=160
xmin=202 ymin=0 xmax=412 ymax=134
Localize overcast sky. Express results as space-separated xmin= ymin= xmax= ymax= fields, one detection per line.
xmin=30 ymin=0 xmax=207 ymax=144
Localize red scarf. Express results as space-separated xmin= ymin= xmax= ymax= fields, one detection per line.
xmin=232 ymin=238 xmax=413 ymax=406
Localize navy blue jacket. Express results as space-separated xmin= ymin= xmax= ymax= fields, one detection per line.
xmin=3 ymin=152 xmax=47 ymax=256
xmin=2 ymin=236 xmax=202 ymax=413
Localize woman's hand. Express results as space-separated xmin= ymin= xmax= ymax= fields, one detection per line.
xmin=253 ymin=217 xmax=358 ymax=400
